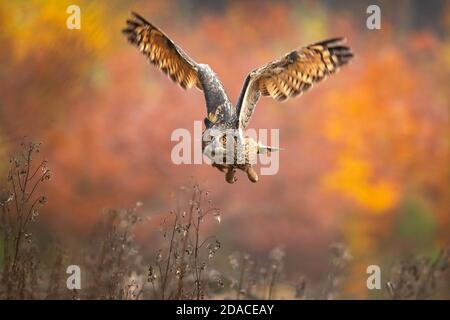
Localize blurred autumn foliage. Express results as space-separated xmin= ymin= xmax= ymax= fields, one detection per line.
xmin=0 ymin=0 xmax=449 ymax=298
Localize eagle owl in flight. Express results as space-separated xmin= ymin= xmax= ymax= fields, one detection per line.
xmin=123 ymin=12 xmax=354 ymax=184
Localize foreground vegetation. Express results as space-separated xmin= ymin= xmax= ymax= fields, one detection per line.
xmin=0 ymin=142 xmax=449 ymax=299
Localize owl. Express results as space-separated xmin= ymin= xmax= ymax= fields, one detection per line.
xmin=123 ymin=12 xmax=354 ymax=183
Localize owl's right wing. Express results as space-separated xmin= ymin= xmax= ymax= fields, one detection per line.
xmin=122 ymin=12 xmax=202 ymax=90
xmin=236 ymin=38 xmax=354 ymax=129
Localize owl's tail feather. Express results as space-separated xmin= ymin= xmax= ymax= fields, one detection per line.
xmin=257 ymin=144 xmax=283 ymax=154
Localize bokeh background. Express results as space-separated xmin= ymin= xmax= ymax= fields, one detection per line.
xmin=0 ymin=0 xmax=449 ymax=298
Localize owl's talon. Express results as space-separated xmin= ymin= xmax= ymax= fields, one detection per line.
xmin=246 ymin=166 xmax=259 ymax=183
xmin=225 ymin=168 xmax=236 ymax=184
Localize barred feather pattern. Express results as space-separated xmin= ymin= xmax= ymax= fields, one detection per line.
xmin=236 ymin=38 xmax=354 ymax=129
xmin=122 ymin=12 xmax=202 ymax=90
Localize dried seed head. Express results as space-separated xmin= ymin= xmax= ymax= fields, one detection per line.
xmin=175 ymin=267 xmax=182 ymax=279
xmin=155 ymin=250 xmax=162 ymax=262
xmin=270 ymin=247 xmax=285 ymax=262
xmin=229 ymin=255 xmax=239 ymax=270
xmin=42 ymin=171 xmax=51 ymax=181
xmin=31 ymin=209 xmax=39 ymax=222
xmin=0 ymin=193 xmax=14 ymax=206
xmin=147 ymin=266 xmax=157 ymax=282
xmin=38 ymin=196 xmax=48 ymax=205
xmin=24 ymin=233 xmax=32 ymax=243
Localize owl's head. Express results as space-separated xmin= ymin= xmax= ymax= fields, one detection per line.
xmin=202 ymin=128 xmax=238 ymax=164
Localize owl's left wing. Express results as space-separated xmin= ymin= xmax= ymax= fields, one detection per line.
xmin=122 ymin=12 xmax=202 ymax=90
xmin=236 ymin=38 xmax=354 ymax=129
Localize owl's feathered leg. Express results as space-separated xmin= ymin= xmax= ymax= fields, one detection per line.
xmin=244 ymin=165 xmax=259 ymax=183
xmin=212 ymin=163 xmax=237 ymax=183
xmin=225 ymin=167 xmax=237 ymax=184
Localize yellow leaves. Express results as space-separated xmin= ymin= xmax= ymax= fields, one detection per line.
xmin=1 ymin=0 xmax=109 ymax=62
xmin=291 ymin=1 xmax=328 ymax=42
xmin=323 ymin=155 xmax=399 ymax=213
xmin=318 ymin=40 xmax=450 ymax=216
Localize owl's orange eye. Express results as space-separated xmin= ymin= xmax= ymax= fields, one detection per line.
xmin=219 ymin=136 xmax=227 ymax=144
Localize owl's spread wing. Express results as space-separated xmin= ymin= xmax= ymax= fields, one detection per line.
xmin=236 ymin=38 xmax=354 ymax=129
xmin=122 ymin=12 xmax=202 ymax=90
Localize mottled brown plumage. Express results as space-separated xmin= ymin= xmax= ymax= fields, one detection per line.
xmin=123 ymin=12 xmax=354 ymax=183
xmin=122 ymin=12 xmax=202 ymax=90
xmin=236 ymin=38 xmax=353 ymax=129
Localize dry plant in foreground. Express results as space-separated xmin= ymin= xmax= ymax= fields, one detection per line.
xmin=224 ymin=243 xmax=352 ymax=300
xmin=147 ymin=183 xmax=222 ymax=300
xmin=0 ymin=141 xmax=449 ymax=300
xmin=82 ymin=205 xmax=146 ymax=299
xmin=226 ymin=247 xmax=286 ymax=300
xmin=386 ymin=248 xmax=450 ymax=300
xmin=0 ymin=141 xmax=50 ymax=299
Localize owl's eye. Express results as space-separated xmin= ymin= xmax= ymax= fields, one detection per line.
xmin=219 ymin=136 xmax=227 ymax=144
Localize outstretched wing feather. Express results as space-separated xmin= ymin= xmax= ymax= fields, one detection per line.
xmin=122 ymin=12 xmax=202 ymax=90
xmin=236 ymin=38 xmax=354 ymax=129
